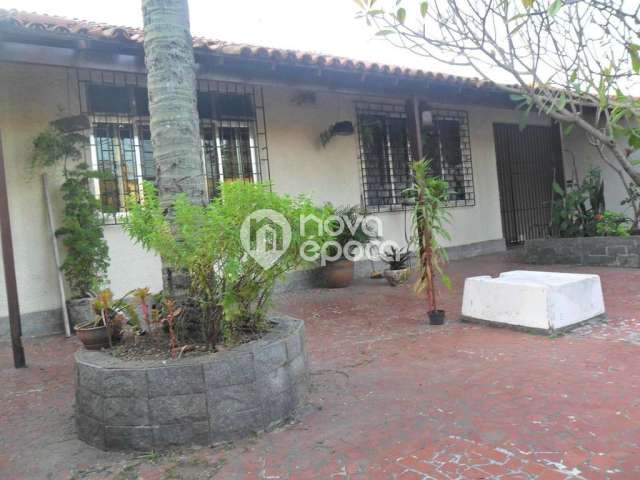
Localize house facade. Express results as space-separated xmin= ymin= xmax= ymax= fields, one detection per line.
xmin=0 ymin=9 xmax=629 ymax=337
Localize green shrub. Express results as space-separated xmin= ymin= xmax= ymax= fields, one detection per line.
xmin=551 ymin=168 xmax=605 ymax=237
xmin=323 ymin=204 xmax=372 ymax=259
xmin=124 ymin=181 xmax=326 ymax=344
xmin=56 ymin=164 xmax=110 ymax=297
xmin=595 ymin=211 xmax=631 ymax=236
xmin=31 ymin=127 xmax=109 ymax=298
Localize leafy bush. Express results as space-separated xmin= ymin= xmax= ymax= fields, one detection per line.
xmin=56 ymin=164 xmax=110 ymax=297
xmin=31 ymin=127 xmax=109 ymax=298
xmin=621 ymin=182 xmax=640 ymax=230
xmin=595 ymin=211 xmax=631 ymax=237
xmin=124 ymin=181 xmax=326 ymax=345
xmin=30 ymin=128 xmax=85 ymax=171
xmin=324 ymin=204 xmax=373 ymax=259
xmin=551 ymin=168 xmax=605 ymax=237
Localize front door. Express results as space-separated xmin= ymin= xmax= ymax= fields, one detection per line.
xmin=493 ymin=123 xmax=564 ymax=246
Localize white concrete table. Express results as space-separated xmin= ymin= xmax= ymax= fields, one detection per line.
xmin=461 ymin=270 xmax=605 ymax=333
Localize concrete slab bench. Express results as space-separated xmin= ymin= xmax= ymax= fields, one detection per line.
xmin=461 ymin=270 xmax=605 ymax=334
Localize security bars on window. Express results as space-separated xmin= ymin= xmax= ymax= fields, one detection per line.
xmin=355 ymin=103 xmax=475 ymax=211
xmin=356 ymin=102 xmax=412 ymax=212
xmin=423 ymin=109 xmax=475 ymax=208
xmin=76 ymin=69 xmax=270 ymax=224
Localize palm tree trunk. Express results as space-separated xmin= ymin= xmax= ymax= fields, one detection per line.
xmin=142 ymin=0 xmax=205 ymax=297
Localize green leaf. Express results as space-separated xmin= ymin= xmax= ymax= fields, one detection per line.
xmin=511 ymin=21 xmax=526 ymax=35
xmin=552 ymin=182 xmax=564 ymax=195
xmin=522 ymin=0 xmax=534 ymax=7
xmin=548 ymin=0 xmax=562 ymax=16
xmin=509 ymin=94 xmax=525 ymax=101
xmin=569 ymin=70 xmax=577 ymax=82
xmin=557 ymin=93 xmax=567 ymax=110
xmin=563 ymin=123 xmax=574 ymax=136
xmin=376 ymin=29 xmax=394 ymax=36
xmin=420 ymin=2 xmax=428 ymax=17
xmin=628 ymin=44 xmax=640 ymax=73
xmin=518 ymin=112 xmax=529 ymax=131
xmin=628 ymin=131 xmax=640 ymax=150
xmin=396 ymin=7 xmax=406 ymax=24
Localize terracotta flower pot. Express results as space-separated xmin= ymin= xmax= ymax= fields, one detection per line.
xmin=321 ymin=258 xmax=354 ymax=288
xmin=383 ymin=268 xmax=410 ymax=286
xmin=75 ymin=321 xmax=122 ymax=350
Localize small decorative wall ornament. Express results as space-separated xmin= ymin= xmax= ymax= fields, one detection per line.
xmin=319 ymin=121 xmax=355 ymax=147
xmin=291 ymin=90 xmax=317 ymax=106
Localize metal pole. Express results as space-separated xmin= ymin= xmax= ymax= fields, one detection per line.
xmin=43 ymin=173 xmax=71 ymax=337
xmin=0 ymin=131 xmax=26 ymax=368
xmin=406 ymin=95 xmax=424 ymax=162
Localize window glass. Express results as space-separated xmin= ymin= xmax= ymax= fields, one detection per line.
xmin=84 ymin=81 xmax=265 ymax=220
xmin=93 ymin=123 xmax=128 ymax=212
xmin=214 ymin=94 xmax=254 ymax=119
xmin=138 ymin=125 xmax=155 ymax=181
xmin=358 ymin=112 xmax=409 ymax=208
xmin=422 ymin=118 xmax=466 ymax=201
xmin=88 ymin=85 xmax=130 ymax=114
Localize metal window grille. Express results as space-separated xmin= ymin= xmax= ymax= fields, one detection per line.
xmin=424 ymin=109 xmax=475 ymax=207
xmin=355 ymin=102 xmax=412 ymax=212
xmin=76 ymin=69 xmax=270 ymax=224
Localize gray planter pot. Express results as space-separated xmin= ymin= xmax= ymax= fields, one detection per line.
xmin=383 ymin=268 xmax=410 ymax=286
xmin=67 ymin=297 xmax=94 ymax=329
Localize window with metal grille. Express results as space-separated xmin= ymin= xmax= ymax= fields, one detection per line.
xmin=77 ymin=70 xmax=270 ymax=224
xmin=356 ymin=103 xmax=411 ymax=211
xmin=423 ymin=110 xmax=475 ymax=207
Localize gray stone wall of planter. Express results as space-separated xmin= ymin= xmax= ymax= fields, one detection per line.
xmin=75 ymin=316 xmax=308 ymax=451
xmin=526 ymin=237 xmax=640 ymax=268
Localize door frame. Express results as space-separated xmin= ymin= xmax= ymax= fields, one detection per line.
xmin=493 ymin=122 xmax=564 ymax=247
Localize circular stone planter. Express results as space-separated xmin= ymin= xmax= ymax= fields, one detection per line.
xmin=75 ymin=316 xmax=308 ymax=451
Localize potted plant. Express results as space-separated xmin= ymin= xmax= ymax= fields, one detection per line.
xmin=319 ymin=121 xmax=355 ymax=147
xmin=381 ymin=246 xmax=411 ymax=286
xmin=406 ymin=159 xmax=452 ymax=325
xmin=57 ymin=163 xmax=110 ymax=327
xmin=31 ymin=127 xmax=110 ymax=328
xmin=75 ymin=289 xmax=127 ymax=350
xmin=320 ymin=204 xmax=372 ymax=288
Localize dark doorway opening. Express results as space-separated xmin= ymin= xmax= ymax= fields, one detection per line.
xmin=493 ymin=123 xmax=564 ymax=247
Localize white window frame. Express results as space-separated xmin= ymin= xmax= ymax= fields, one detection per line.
xmin=90 ymin=118 xmax=260 ymax=217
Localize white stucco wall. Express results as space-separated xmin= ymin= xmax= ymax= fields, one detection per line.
xmin=0 ymin=62 xmax=162 ymax=322
xmin=263 ymin=85 xmax=550 ymax=250
xmin=562 ymin=125 xmax=632 ymax=216
xmin=0 ymin=60 xmax=591 ymax=328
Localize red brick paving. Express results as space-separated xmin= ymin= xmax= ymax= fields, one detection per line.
xmin=2 ymin=253 xmax=640 ymax=479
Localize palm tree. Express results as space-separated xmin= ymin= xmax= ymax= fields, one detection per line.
xmin=141 ymin=0 xmax=205 ymax=296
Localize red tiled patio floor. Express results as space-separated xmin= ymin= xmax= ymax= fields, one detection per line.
xmin=2 ymin=252 xmax=640 ymax=479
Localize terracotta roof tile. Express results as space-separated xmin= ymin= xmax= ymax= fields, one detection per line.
xmin=0 ymin=8 xmax=496 ymax=88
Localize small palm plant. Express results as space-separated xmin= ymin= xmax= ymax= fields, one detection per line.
xmin=381 ymin=245 xmax=412 ymax=286
xmin=406 ymin=159 xmax=452 ymax=324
